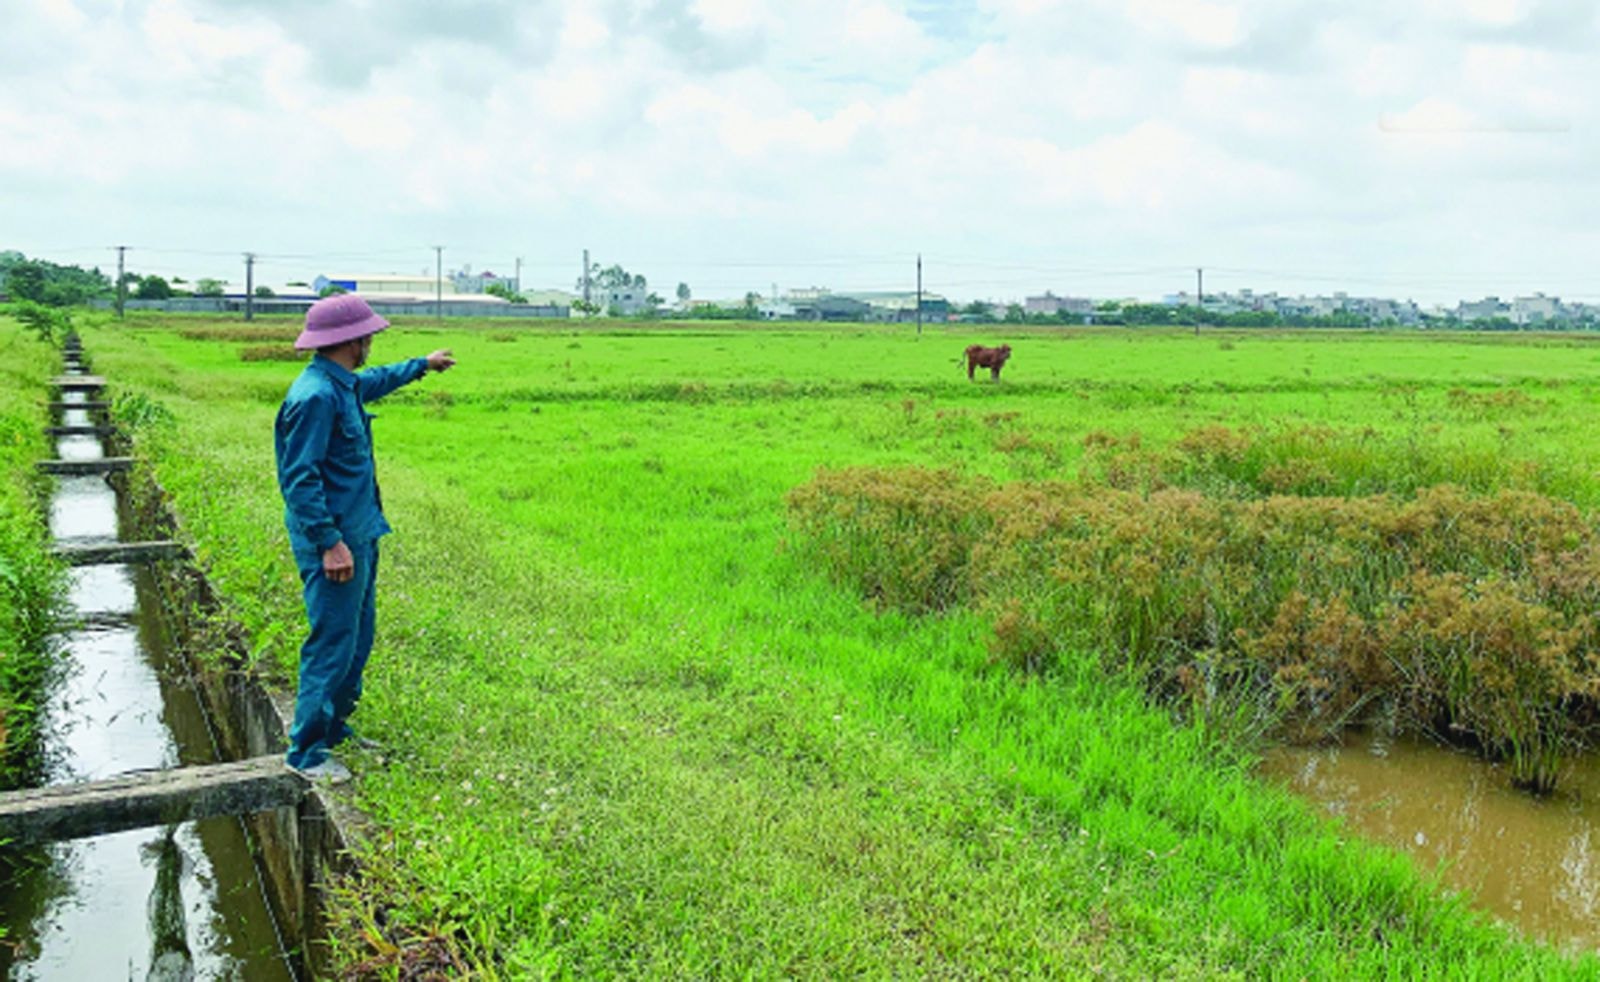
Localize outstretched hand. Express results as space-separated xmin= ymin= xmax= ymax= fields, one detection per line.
xmin=427 ymin=349 xmax=456 ymax=373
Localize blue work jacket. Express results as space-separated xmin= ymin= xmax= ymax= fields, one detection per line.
xmin=274 ymin=354 xmax=428 ymax=558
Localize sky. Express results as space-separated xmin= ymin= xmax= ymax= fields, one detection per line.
xmin=3 ymin=0 xmax=1597 ymax=305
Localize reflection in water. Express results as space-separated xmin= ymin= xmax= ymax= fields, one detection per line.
xmin=1262 ymin=732 xmax=1600 ymax=953
xmin=145 ymin=828 xmax=195 ymax=982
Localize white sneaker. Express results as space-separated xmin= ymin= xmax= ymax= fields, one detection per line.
xmin=289 ymin=756 xmax=352 ymax=784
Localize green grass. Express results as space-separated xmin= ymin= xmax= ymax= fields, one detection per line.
xmin=0 ymin=317 xmax=66 ymax=789
xmin=72 ymin=312 xmax=1600 ymax=976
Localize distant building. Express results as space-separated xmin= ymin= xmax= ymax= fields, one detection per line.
xmin=773 ymin=287 xmax=943 ymax=322
xmin=846 ymin=291 xmax=950 ymax=323
xmin=1365 ymin=298 xmax=1422 ymax=325
xmin=757 ymin=300 xmax=798 ymax=320
xmin=452 ymin=268 xmax=516 ymax=295
xmin=1457 ymin=296 xmax=1509 ymax=322
xmin=1026 ymin=292 xmax=1095 ymax=317
xmin=312 ymin=272 xmax=522 ymax=306
xmin=592 ymin=286 xmax=646 ymax=316
xmin=791 ymin=294 xmax=871 ymax=321
xmin=1567 ymin=301 xmax=1599 ymax=323
xmin=315 ymin=273 xmax=453 ymax=298
xmin=1511 ymin=293 xmax=1561 ymax=326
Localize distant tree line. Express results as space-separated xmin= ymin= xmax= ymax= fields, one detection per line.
xmin=0 ymin=250 xmax=227 ymax=306
xmin=0 ymin=251 xmax=112 ymax=306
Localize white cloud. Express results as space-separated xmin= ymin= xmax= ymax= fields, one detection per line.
xmin=559 ymin=9 xmax=612 ymax=50
xmin=690 ymin=0 xmax=770 ymax=35
xmin=845 ymin=2 xmax=924 ymax=45
xmin=35 ymin=0 xmax=88 ymax=29
xmin=1125 ymin=0 xmax=1243 ymax=48
xmin=1460 ymin=0 xmax=1535 ymax=27
xmin=2 ymin=0 xmax=1598 ymax=302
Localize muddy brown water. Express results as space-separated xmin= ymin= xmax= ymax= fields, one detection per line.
xmin=0 ymin=388 xmax=296 ymax=978
xmin=1261 ymin=732 xmax=1600 ymax=955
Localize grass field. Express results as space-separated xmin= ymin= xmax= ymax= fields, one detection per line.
xmin=44 ymin=312 xmax=1600 ymax=976
xmin=0 ymin=325 xmax=64 ymax=789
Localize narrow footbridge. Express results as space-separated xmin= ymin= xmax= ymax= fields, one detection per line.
xmin=37 ymin=457 xmax=135 ymax=475
xmin=0 ymin=757 xmax=308 ymax=846
xmin=51 ymin=541 xmax=190 ymax=565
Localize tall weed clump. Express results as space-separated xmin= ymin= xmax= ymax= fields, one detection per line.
xmin=786 ymin=467 xmax=993 ymax=614
xmin=1084 ymin=423 xmax=1568 ymax=502
xmin=789 ymin=431 xmax=1600 ymax=793
xmin=0 ymin=323 xmax=67 ymax=787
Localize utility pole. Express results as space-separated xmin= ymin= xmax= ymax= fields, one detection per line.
xmin=244 ymin=252 xmax=256 ymax=322
xmin=514 ymin=256 xmax=522 ymax=297
xmin=581 ymin=248 xmax=591 ymax=311
xmin=434 ymin=245 xmax=444 ymax=323
xmin=916 ymin=253 xmax=923 ymax=337
xmin=114 ymin=245 xmax=127 ymax=320
xmin=1195 ymin=267 xmax=1203 ymax=336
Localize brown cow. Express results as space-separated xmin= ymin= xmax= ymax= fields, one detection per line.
xmin=964 ymin=344 xmax=1012 ymax=381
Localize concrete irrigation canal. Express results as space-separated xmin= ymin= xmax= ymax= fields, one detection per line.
xmin=0 ymin=339 xmax=342 ymax=978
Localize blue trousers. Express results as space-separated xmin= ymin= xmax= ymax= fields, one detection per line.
xmin=287 ymin=540 xmax=378 ymax=769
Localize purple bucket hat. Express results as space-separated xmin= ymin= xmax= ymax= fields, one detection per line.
xmin=295 ymin=294 xmax=390 ymax=350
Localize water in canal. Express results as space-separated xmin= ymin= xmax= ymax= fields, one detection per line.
xmin=1262 ymin=731 xmax=1600 ymax=955
xmin=0 ymin=385 xmax=295 ymax=979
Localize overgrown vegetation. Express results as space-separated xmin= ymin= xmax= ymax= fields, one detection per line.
xmin=0 ymin=320 xmax=66 ymax=788
xmin=8 ymin=302 xmax=70 ymax=347
xmin=790 ymin=434 xmax=1600 ymax=791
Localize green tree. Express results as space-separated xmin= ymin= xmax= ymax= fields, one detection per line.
xmin=676 ymin=282 xmax=691 ymax=304
xmin=318 ymin=284 xmax=348 ymax=298
xmin=486 ymin=282 xmax=527 ymax=303
xmin=134 ymin=275 xmax=173 ymax=300
xmin=580 ymin=263 xmax=647 ymax=292
xmin=1 ymin=254 xmax=110 ymax=306
xmin=4 ymin=261 xmax=47 ymax=303
xmin=11 ymin=300 xmax=68 ymax=343
xmin=196 ymin=278 xmax=225 ymax=297
xmin=254 ymin=285 xmax=276 ymax=298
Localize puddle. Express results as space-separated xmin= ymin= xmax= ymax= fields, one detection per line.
xmin=1261 ymin=732 xmax=1600 ymax=954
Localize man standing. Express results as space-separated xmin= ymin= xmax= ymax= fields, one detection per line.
xmin=275 ymin=294 xmax=456 ymax=782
